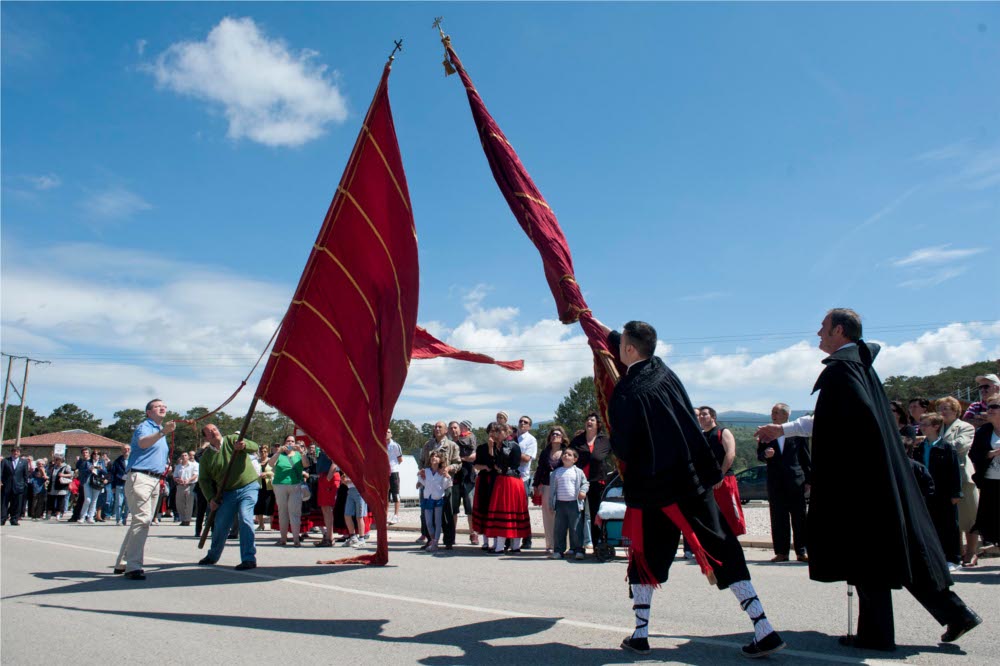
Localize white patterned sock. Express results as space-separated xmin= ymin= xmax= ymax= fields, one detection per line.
xmin=730 ymin=580 xmax=775 ymax=642
xmin=494 ymin=538 xmax=505 ymax=552
xmin=511 ymin=537 xmax=522 ymax=550
xmin=630 ymin=584 xmax=653 ymax=639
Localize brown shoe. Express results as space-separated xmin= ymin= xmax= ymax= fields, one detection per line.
xmin=796 ymin=553 xmax=809 ymax=562
xmin=470 ymin=533 xmax=479 ymax=545
xmin=770 ymin=554 xmax=789 ymax=563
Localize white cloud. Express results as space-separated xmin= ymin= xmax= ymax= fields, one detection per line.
xmin=146 ymin=17 xmax=348 ymax=147
xmin=915 ymin=139 xmax=1000 ymax=191
xmin=80 ymin=185 xmax=152 ymax=220
xmin=898 ymin=268 xmax=967 ymax=289
xmin=25 ymin=173 xmax=61 ymax=190
xmin=136 ymin=39 xmax=147 ymax=56
xmin=891 ymin=245 xmax=986 ymax=268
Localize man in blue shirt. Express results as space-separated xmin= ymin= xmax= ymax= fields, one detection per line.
xmin=113 ymin=398 xmax=175 ymax=580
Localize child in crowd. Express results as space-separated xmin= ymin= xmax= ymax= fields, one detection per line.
xmin=342 ymin=473 xmax=367 ymax=548
xmin=549 ymin=447 xmax=590 ymax=560
xmin=419 ymin=452 xmax=453 ymax=552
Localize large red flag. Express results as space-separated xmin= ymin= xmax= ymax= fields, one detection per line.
xmin=442 ymin=37 xmax=622 ymax=424
xmin=412 ymin=325 xmax=523 ymax=370
xmin=256 ymin=62 xmax=416 ymax=566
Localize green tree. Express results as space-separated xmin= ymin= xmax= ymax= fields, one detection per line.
xmin=389 ymin=418 xmax=423 ymax=455
xmin=553 ymin=376 xmax=597 ymax=433
xmin=43 ymin=403 xmax=102 ymax=433
xmin=883 ymin=360 xmax=996 ymax=403
xmin=2 ymin=405 xmax=44 ymax=440
xmin=102 ymin=408 xmax=146 ymax=444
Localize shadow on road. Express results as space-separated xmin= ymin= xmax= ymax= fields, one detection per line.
xmin=18 ymin=603 xmax=974 ymax=664
xmin=2 ymin=563 xmax=370 ymax=601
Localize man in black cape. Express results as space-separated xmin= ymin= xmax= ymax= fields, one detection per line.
xmin=756 ymin=308 xmax=981 ymax=651
xmin=597 ymin=319 xmax=785 ymax=659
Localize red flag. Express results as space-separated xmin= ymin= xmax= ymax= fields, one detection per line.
xmin=412 ymin=325 xmax=523 ymax=371
xmin=442 ymin=39 xmax=622 ymax=424
xmin=256 ymin=63 xmax=416 ymax=566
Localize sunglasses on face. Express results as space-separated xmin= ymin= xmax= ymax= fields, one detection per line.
xmin=979 ymin=385 xmax=995 ymax=391
xmin=988 ymin=404 xmax=1000 ymax=411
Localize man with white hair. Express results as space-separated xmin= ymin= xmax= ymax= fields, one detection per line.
xmin=756 ymin=403 xmax=811 ymax=563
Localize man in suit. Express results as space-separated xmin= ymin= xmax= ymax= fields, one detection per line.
xmin=757 ymin=403 xmax=811 ymax=562
xmin=2 ymin=446 xmax=32 ymax=525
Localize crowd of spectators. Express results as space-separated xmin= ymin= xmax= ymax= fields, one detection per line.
xmin=3 ymin=372 xmax=997 ymax=569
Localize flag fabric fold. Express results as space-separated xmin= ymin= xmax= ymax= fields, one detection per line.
xmin=412 ymin=325 xmax=524 ymax=371
xmin=442 ymin=38 xmax=621 ymax=424
xmin=256 ymin=62 xmax=417 ymax=566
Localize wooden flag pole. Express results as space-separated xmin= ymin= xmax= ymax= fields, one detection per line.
xmin=198 ymin=395 xmax=260 ymax=549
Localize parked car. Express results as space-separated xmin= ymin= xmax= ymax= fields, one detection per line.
xmin=735 ymin=465 xmax=768 ymax=504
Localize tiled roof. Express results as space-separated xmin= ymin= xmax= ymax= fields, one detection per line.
xmin=3 ymin=431 xmax=126 ymax=449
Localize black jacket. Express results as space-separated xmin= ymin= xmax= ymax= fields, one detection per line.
xmin=969 ymin=423 xmax=998 ymax=487
xmin=757 ymin=435 xmax=812 ymax=490
xmin=607 ymin=332 xmax=720 ymax=508
xmin=1 ymin=456 xmax=31 ymax=494
xmin=808 ymin=341 xmax=951 ymax=591
xmin=569 ymin=432 xmax=613 ymax=482
xmin=913 ymin=439 xmax=961 ymax=502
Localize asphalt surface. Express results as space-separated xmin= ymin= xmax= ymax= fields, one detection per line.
xmin=2 ymin=520 xmax=995 ymax=665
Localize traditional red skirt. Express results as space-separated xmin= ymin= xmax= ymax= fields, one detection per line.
xmin=484 ymin=475 xmax=531 ymax=538
xmin=713 ymin=475 xmax=747 ymax=537
xmin=471 ymin=473 xmax=494 ymax=534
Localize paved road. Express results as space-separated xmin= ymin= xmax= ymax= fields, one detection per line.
xmin=2 ymin=521 xmax=995 ymax=665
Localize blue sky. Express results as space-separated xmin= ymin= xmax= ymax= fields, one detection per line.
xmin=2 ymin=2 xmax=998 ymax=428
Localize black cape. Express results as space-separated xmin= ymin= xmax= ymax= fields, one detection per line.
xmin=808 ymin=341 xmax=951 ymax=590
xmin=607 ymin=334 xmax=721 ymax=508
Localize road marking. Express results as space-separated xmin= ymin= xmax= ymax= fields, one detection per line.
xmin=5 ymin=534 xmax=870 ymax=664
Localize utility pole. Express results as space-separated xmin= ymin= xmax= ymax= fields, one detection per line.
xmin=0 ymin=354 xmax=15 ymax=442
xmin=9 ymin=356 xmax=51 ymax=447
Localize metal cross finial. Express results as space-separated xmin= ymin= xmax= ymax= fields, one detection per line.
xmin=388 ymin=39 xmax=403 ymax=62
xmin=433 ymin=16 xmax=446 ymax=37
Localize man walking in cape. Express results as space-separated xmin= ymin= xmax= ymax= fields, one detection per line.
xmin=596 ymin=319 xmax=785 ymax=658
xmin=756 ymin=308 xmax=982 ymax=651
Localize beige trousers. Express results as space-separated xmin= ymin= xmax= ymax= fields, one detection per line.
xmin=273 ymin=483 xmax=302 ymax=540
xmin=114 ymin=472 xmax=160 ymax=572
xmin=175 ymin=483 xmax=195 ymax=522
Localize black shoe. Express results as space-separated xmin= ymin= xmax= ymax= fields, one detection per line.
xmin=113 ymin=567 xmax=126 ymax=575
xmin=228 ymin=532 xmax=239 ymax=539
xmin=837 ymin=635 xmax=896 ymax=652
xmin=314 ymin=540 xmax=333 ymax=547
xmin=198 ymin=557 xmax=216 ymax=566
xmin=180 ymin=521 xmax=191 ymax=526
xmin=941 ymin=608 xmax=982 ymax=643
xmin=523 ymin=538 xmax=532 ymax=549
xmin=234 ymin=561 xmax=257 ymax=571
xmin=620 ymin=636 xmax=651 ymax=655
xmin=444 ymin=544 xmax=453 ymax=550
xmin=9 ymin=521 xmax=19 ymax=526
xmin=510 ymin=548 xmax=522 ymax=553
xmin=123 ymin=569 xmax=146 ymax=580
xmin=419 ymin=543 xmax=430 ymax=550
xmin=742 ymin=632 xmax=786 ymax=658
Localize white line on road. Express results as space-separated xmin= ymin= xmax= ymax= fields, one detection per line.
xmin=5 ymin=534 xmax=873 ymax=664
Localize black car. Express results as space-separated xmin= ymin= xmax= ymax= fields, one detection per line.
xmin=735 ymin=465 xmax=768 ymax=504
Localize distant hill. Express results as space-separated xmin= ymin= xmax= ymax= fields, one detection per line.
xmin=718 ymin=410 xmax=812 ymax=424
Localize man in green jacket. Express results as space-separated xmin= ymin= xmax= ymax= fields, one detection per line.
xmin=197 ymin=423 xmax=260 ymax=570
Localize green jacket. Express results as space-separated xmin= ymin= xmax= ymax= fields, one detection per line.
xmin=198 ymin=434 xmax=259 ymax=499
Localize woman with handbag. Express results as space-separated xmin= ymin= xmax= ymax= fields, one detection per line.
xmin=532 ymin=426 xmax=568 ymax=554
xmin=47 ymin=455 xmax=73 ymax=519
xmin=268 ymin=435 xmax=305 ymax=547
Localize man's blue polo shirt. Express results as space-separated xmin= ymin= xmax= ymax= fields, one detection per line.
xmin=128 ymin=418 xmax=169 ymax=474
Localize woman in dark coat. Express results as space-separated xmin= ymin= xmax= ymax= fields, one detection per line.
xmin=913 ymin=413 xmax=963 ymax=568
xmin=472 ymin=422 xmax=500 ymax=552
xmin=968 ymin=401 xmax=1000 ymax=554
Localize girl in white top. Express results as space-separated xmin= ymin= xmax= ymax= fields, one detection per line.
xmin=419 ymin=452 xmax=453 ymax=551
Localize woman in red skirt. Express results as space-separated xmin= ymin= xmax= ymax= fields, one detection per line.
xmin=484 ymin=423 xmax=531 ymax=553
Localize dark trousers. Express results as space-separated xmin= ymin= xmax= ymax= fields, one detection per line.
xmin=70 ymin=492 xmax=84 ymax=521
xmin=928 ymin=499 xmax=961 ymax=564
xmin=30 ymin=492 xmax=47 ymax=518
xmin=194 ymin=484 xmax=208 ymax=536
xmin=855 ymin=580 xmax=967 ymax=646
xmin=1 ymin=490 xmax=25 ymax=524
xmin=768 ymin=480 xmax=808 ymax=556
